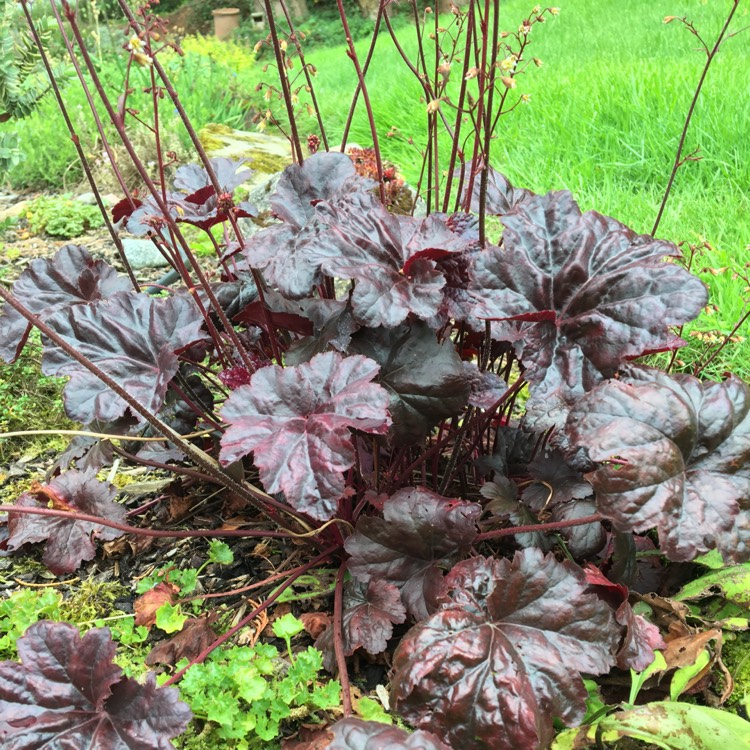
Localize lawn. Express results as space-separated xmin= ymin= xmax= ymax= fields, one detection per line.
xmin=5 ymin=0 xmax=747 ymax=374
xmin=2 ymin=3 xmax=750 ymax=748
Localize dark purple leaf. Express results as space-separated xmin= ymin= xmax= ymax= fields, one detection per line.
xmin=241 ymin=153 xmax=372 ymax=298
xmin=345 ymin=488 xmax=481 ymax=620
xmin=461 ymin=362 xmax=508 ymax=410
xmin=0 ymin=245 xmax=130 ymax=363
xmin=315 ymin=579 xmax=406 ymax=671
xmin=480 ymin=479 xmax=553 ymax=551
xmin=173 ymin=157 xmax=253 ymax=195
xmin=0 ymin=621 xmax=191 ymax=749
xmin=523 ymin=448 xmax=593 ymax=511
xmin=308 ymin=193 xmax=449 ymax=327
xmin=468 ymin=191 xmax=708 ymax=424
xmin=565 ymin=367 xmax=750 ymax=562
xmin=124 ymin=197 xmax=178 ymax=237
xmin=391 ymin=551 xmax=619 ymax=750
xmin=42 ymin=293 xmax=207 ymax=424
xmin=584 ymin=565 xmax=665 ymax=672
xmin=459 ymin=162 xmax=534 ymax=215
xmin=270 ymin=151 xmax=372 ymax=228
xmin=349 ymin=323 xmax=470 ymax=444
xmin=219 ymin=351 xmax=390 ymax=521
xmin=7 ymin=470 xmax=125 ymax=575
xmin=172 ymin=159 xmax=257 ymax=230
xmin=326 ymin=718 xmax=451 ymax=750
xmin=550 ymin=497 xmax=607 ymax=558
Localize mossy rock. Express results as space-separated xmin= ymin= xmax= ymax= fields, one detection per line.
xmin=198 ymin=124 xmax=292 ymax=176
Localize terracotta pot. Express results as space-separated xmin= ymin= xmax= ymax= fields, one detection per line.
xmin=212 ymin=8 xmax=241 ymax=40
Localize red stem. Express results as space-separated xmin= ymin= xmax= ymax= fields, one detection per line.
xmin=161 ymin=547 xmax=338 ymax=686
xmin=475 ymin=514 xmax=605 ymax=543
xmin=332 ymin=563 xmax=353 ymax=715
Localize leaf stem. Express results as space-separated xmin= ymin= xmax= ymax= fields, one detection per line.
xmin=475 ymin=513 xmax=604 ymax=542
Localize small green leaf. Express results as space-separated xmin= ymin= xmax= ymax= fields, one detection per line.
xmin=670 ymin=649 xmax=710 ymax=701
xmin=273 ymin=612 xmax=305 ymax=652
xmin=357 ymin=696 xmax=392 ymax=724
xmin=155 ymin=603 xmax=188 ymax=633
xmin=207 ymin=540 xmax=234 ymax=565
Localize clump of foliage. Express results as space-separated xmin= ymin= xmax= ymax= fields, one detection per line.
xmin=0 ymin=0 xmax=72 ymax=171
xmin=0 ymin=0 xmax=749 ymax=749
xmin=24 ymin=195 xmax=105 ymax=238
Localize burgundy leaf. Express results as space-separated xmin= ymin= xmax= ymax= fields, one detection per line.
xmin=173 ymin=157 xmax=252 ymax=195
xmin=468 ymin=190 xmax=708 ymax=424
xmin=308 ymin=192 xmax=448 ymax=327
xmin=460 ymin=162 xmax=534 ymax=215
xmin=315 ymin=579 xmax=406 ymax=671
xmin=7 ymin=471 xmax=125 ymax=575
xmin=584 ymin=565 xmax=666 ymax=671
xmin=345 ymin=488 xmax=481 ymax=620
xmin=349 ymin=323 xmax=470 ymax=444
xmin=42 ymin=293 xmax=207 ymax=424
xmin=0 ymin=621 xmax=191 ymax=749
xmin=391 ymin=551 xmax=619 ymax=750
xmin=111 ymin=196 xmax=142 ymax=225
xmin=326 ymin=718 xmax=451 ymax=750
xmin=0 ymin=245 xmax=130 ymax=363
xmin=241 ymin=153 xmax=372 ymax=298
xmin=219 ymin=351 xmax=390 ymax=520
xmin=145 ymin=617 xmax=217 ymax=667
xmin=566 ymin=367 xmax=750 ymax=562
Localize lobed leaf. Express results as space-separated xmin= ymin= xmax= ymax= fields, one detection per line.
xmin=41 ymin=292 xmax=207 ymax=424
xmin=345 ymin=488 xmax=481 ymax=620
xmin=0 ymin=245 xmax=130 ymax=363
xmin=219 ymin=351 xmax=390 ymax=520
xmin=315 ymin=579 xmax=406 ymax=671
xmin=468 ymin=189 xmax=707 ymax=427
xmin=391 ymin=550 xmax=619 ymax=750
xmin=566 ymin=367 xmax=750 ymax=562
xmin=0 ymin=621 xmax=191 ymax=749
xmin=326 ymin=718 xmax=451 ymax=750
xmin=349 ymin=323 xmax=470 ymax=444
xmin=7 ymin=470 xmax=125 ymax=575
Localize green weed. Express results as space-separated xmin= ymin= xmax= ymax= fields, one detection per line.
xmin=24 ymin=195 xmax=104 ymax=238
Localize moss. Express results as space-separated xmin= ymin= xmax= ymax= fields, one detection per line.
xmin=198 ymin=123 xmax=290 ymax=174
xmin=59 ymin=578 xmax=130 ymax=624
xmin=721 ymin=631 xmax=750 ymax=715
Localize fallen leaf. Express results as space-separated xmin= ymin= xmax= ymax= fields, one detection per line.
xmin=134 ymin=581 xmax=179 ymax=628
xmin=145 ymin=616 xmax=217 ymax=667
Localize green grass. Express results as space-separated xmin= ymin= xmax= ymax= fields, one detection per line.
xmin=2 ymin=0 xmax=748 ymax=374
xmin=259 ymin=0 xmax=750 ymax=376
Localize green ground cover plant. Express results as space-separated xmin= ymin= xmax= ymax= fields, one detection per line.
xmin=0 ymin=1 xmax=750 ymax=749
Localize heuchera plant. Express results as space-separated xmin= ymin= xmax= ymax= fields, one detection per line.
xmin=0 ymin=0 xmax=747 ymax=748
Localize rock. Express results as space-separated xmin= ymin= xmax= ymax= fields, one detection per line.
xmin=121 ymin=238 xmax=170 ymax=269
xmin=75 ymin=192 xmax=98 ymax=205
xmin=199 ymin=124 xmax=293 ymax=176
xmin=0 ymin=200 xmax=30 ymax=223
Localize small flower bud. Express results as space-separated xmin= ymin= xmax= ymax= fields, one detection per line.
xmin=501 ymin=76 xmax=516 ymax=89
xmin=464 ymin=67 xmax=480 ymax=80
xmin=532 ymin=57 xmax=543 ymax=67
xmin=426 ymin=98 xmax=442 ymax=113
xmin=550 ymin=7 xmax=560 ymax=14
